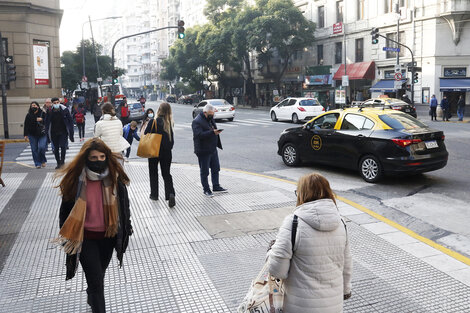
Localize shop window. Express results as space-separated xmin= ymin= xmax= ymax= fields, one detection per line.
xmin=336 ymin=1 xmax=344 ymax=23
xmin=317 ymin=44 xmax=323 ymax=65
xmin=335 ymin=42 xmax=342 ymax=64
xmin=355 ymin=38 xmax=363 ymax=62
xmin=318 ymin=6 xmax=325 ymax=28
xmin=386 ymin=31 xmax=405 ymax=58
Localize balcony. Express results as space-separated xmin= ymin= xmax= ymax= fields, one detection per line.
xmin=440 ymin=0 xmax=470 ymax=45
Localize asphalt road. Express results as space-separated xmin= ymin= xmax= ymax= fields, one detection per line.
xmin=144 ymin=100 xmax=470 ymax=258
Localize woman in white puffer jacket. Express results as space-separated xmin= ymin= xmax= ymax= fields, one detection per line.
xmin=268 ymin=173 xmax=352 ymax=313
xmin=94 ymin=102 xmax=130 ymax=154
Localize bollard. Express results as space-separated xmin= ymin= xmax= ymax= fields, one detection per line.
xmin=436 ymin=105 xmax=443 ymax=118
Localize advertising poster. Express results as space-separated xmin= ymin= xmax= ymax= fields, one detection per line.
xmin=33 ymin=44 xmax=49 ymax=85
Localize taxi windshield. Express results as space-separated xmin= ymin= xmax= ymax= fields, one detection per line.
xmin=379 ymin=114 xmax=427 ymax=130
xmin=299 ymin=99 xmax=319 ymax=106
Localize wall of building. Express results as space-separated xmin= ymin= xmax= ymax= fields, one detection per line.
xmin=0 ymin=1 xmax=62 ymax=137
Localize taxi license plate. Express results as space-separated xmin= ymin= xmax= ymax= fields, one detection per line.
xmin=425 ymin=140 xmax=438 ymax=149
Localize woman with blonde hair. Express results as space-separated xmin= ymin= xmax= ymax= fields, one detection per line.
xmin=144 ymin=102 xmax=176 ymax=207
xmin=53 ymin=138 xmax=133 ymax=313
xmin=267 ymin=173 xmax=352 ymax=313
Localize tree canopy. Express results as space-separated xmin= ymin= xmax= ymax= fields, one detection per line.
xmin=60 ymin=40 xmax=125 ymax=92
xmin=161 ymin=0 xmax=315 ymax=102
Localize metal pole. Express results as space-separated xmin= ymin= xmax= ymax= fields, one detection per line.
xmin=395 ymin=3 xmax=400 ymax=99
xmin=111 ymin=26 xmax=179 ymax=105
xmin=0 ymin=32 xmax=9 ymax=139
xmin=343 ymin=1 xmax=347 ymax=107
xmin=82 ymin=22 xmax=86 ymax=80
xmin=88 ymin=16 xmax=103 ymax=100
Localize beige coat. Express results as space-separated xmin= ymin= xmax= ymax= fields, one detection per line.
xmin=94 ymin=114 xmax=130 ymax=153
xmin=268 ymin=199 xmax=352 ymax=313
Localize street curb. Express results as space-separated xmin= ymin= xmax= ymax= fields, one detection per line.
xmin=1 ymin=139 xmax=27 ymax=143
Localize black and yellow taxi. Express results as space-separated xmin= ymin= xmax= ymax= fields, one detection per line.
xmin=277 ymin=108 xmax=448 ymax=182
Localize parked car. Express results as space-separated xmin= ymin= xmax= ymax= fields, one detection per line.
xmin=277 ymin=107 xmax=448 ymax=182
xmin=359 ymin=97 xmax=417 ymax=118
xmin=166 ymin=94 xmax=177 ymax=103
xmin=270 ymin=97 xmax=325 ymax=123
xmin=128 ymin=102 xmax=146 ymax=121
xmin=192 ymin=99 xmax=235 ymax=121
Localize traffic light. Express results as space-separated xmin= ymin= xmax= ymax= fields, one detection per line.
xmin=371 ymin=28 xmax=379 ymax=44
xmin=112 ymin=70 xmax=118 ymax=84
xmin=413 ymin=72 xmax=419 ymax=83
xmin=7 ymin=64 xmax=16 ymax=82
xmin=177 ymin=20 xmax=185 ymax=39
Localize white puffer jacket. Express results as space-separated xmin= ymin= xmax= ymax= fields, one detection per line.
xmin=268 ymin=199 xmax=352 ymax=313
xmin=94 ymin=114 xmax=130 ymax=153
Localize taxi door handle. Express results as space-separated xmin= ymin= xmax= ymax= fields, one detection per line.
xmin=326 ymin=132 xmax=333 ymax=136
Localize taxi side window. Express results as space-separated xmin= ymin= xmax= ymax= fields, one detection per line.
xmin=341 ymin=114 xmax=375 ymax=130
xmin=311 ymin=113 xmax=339 ymax=129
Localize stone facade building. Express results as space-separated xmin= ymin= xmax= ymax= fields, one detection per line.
xmin=0 ymin=0 xmax=62 ymax=137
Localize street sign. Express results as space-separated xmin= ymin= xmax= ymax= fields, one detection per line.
xmin=394 ymin=72 xmax=402 ymax=81
xmin=407 ymin=66 xmax=422 ymax=72
xmin=383 ymin=47 xmax=400 ymax=52
xmin=4 ymin=56 xmax=13 ymax=64
xmin=406 ymin=61 xmax=417 ymax=67
xmin=394 ymin=80 xmax=403 ymax=89
xmin=342 ymin=75 xmax=349 ymax=87
xmin=82 ymin=76 xmax=87 ymax=82
xmin=97 ymin=77 xmax=103 ymax=82
xmin=395 ymin=65 xmax=402 ymax=73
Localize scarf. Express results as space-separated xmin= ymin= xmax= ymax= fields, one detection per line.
xmin=53 ymin=167 xmax=119 ymax=255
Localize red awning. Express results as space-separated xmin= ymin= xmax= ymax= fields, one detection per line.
xmin=333 ymin=61 xmax=375 ymax=80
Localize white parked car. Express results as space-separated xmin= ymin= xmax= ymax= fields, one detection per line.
xmin=270 ymin=97 xmax=325 ymax=123
xmin=192 ymin=99 xmax=235 ymax=121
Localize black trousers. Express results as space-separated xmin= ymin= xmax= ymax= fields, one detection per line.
xmin=148 ymin=152 xmax=175 ymax=200
xmin=50 ymin=133 xmax=67 ymax=164
xmin=430 ymin=106 xmax=437 ymax=120
xmin=77 ymin=122 xmax=85 ymax=138
xmin=79 ymin=237 xmax=116 ymax=313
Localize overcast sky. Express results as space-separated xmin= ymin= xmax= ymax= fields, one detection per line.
xmin=59 ymin=0 xmax=122 ymax=53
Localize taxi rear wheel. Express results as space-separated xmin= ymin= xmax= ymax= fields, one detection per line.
xmin=292 ymin=113 xmax=299 ymax=124
xmin=359 ymin=155 xmax=383 ymax=183
xmin=282 ymin=143 xmax=300 ymax=166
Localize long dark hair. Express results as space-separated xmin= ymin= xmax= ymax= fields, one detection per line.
xmin=54 ymin=138 xmax=129 ymax=201
xmin=29 ymin=101 xmax=40 ymax=115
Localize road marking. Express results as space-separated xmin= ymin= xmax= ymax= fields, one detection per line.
xmin=221 ymin=167 xmax=470 ymax=267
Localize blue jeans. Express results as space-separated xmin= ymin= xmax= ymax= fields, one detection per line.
xmin=28 ymin=135 xmax=47 ymax=167
xmin=197 ymin=150 xmax=220 ymax=192
xmin=457 ymin=106 xmax=465 ymax=121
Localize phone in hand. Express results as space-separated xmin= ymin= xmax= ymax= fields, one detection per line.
xmin=217 ymin=129 xmax=224 ymax=132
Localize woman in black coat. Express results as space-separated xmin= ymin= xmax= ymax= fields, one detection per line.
xmin=144 ymin=102 xmax=176 ymax=207
xmin=54 ymin=138 xmax=132 ymax=313
xmin=23 ymin=101 xmax=47 ymax=168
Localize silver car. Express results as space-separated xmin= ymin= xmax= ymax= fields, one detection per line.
xmin=192 ymin=99 xmax=235 ymax=121
xmin=128 ymin=102 xmax=146 ymax=121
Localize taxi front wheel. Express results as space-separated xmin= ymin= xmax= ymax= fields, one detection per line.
xmin=282 ymin=143 xmax=300 ymax=166
xmin=359 ymin=155 xmax=383 ymax=183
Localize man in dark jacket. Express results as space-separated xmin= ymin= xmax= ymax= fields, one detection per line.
xmin=440 ymin=96 xmax=450 ymax=121
xmin=192 ymin=104 xmax=227 ymax=197
xmin=45 ymin=97 xmax=74 ymax=168
xmin=457 ymin=95 xmax=466 ymax=121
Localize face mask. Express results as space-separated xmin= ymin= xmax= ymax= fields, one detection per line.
xmin=33 ymin=107 xmax=38 ymax=112
xmin=207 ymin=114 xmax=214 ymax=120
xmin=53 ymin=104 xmax=60 ymax=109
xmin=148 ymin=113 xmax=154 ymax=118
xmin=86 ymin=159 xmax=107 ymax=173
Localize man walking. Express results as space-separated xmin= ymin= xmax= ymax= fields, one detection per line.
xmin=192 ymin=104 xmax=227 ymax=197
xmin=45 ymin=97 xmax=74 ymax=169
xmin=440 ymin=96 xmax=450 ymax=121
xmin=430 ymin=95 xmax=438 ymax=121
xmin=457 ymin=95 xmax=466 ymax=121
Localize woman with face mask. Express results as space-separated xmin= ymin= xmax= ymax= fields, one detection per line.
xmin=23 ymin=101 xmax=47 ymax=168
xmin=53 ymin=138 xmax=133 ymax=313
xmin=144 ymin=102 xmax=176 ymax=207
xmin=140 ymin=108 xmax=155 ymax=138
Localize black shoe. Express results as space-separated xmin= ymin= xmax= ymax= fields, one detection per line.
xmin=168 ymin=194 xmax=176 ymax=208
xmin=204 ymin=190 xmax=213 ymax=197
xmin=213 ymin=186 xmax=227 ymax=192
xmin=55 ymin=164 xmax=61 ymax=169
xmin=149 ymin=195 xmax=158 ymax=201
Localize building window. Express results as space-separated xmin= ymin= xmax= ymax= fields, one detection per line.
xmin=335 ymin=42 xmax=342 ymax=64
xmin=384 ymin=0 xmax=390 ymax=13
xmin=318 ymin=6 xmax=325 ymax=28
xmin=357 ymin=0 xmax=365 ymax=20
xmin=336 ymin=1 xmax=344 ymax=23
xmin=399 ymin=0 xmax=406 ymax=7
xmin=317 ymin=44 xmax=323 ymax=65
xmin=386 ymin=31 xmax=405 ymax=58
xmin=355 ymin=38 xmax=364 ymax=62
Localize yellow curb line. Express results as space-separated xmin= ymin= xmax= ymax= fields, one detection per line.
xmin=1 ymin=139 xmax=28 ymax=143
xmin=4 ymin=161 xmax=36 ymax=168
xmin=222 ymin=167 xmax=470 ymax=267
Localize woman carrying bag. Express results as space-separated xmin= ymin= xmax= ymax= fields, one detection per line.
xmin=267 ymin=173 xmax=352 ymax=313
xmin=144 ymin=102 xmax=176 ymax=207
xmin=53 ymin=138 xmax=133 ymax=313
xmin=23 ymin=101 xmax=47 ymax=168
xmin=140 ymin=108 xmax=154 ymax=137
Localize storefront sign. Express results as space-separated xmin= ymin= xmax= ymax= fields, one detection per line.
xmin=335 ymin=89 xmax=345 ymax=104
xmin=444 ymin=68 xmax=466 ymax=77
xmin=304 ymin=74 xmax=332 ymax=85
xmin=33 ymin=44 xmax=49 ymax=85
xmin=333 ymin=22 xmax=343 ymax=35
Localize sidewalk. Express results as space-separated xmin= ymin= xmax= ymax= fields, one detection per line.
xmin=0 ymin=163 xmax=469 ymax=312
